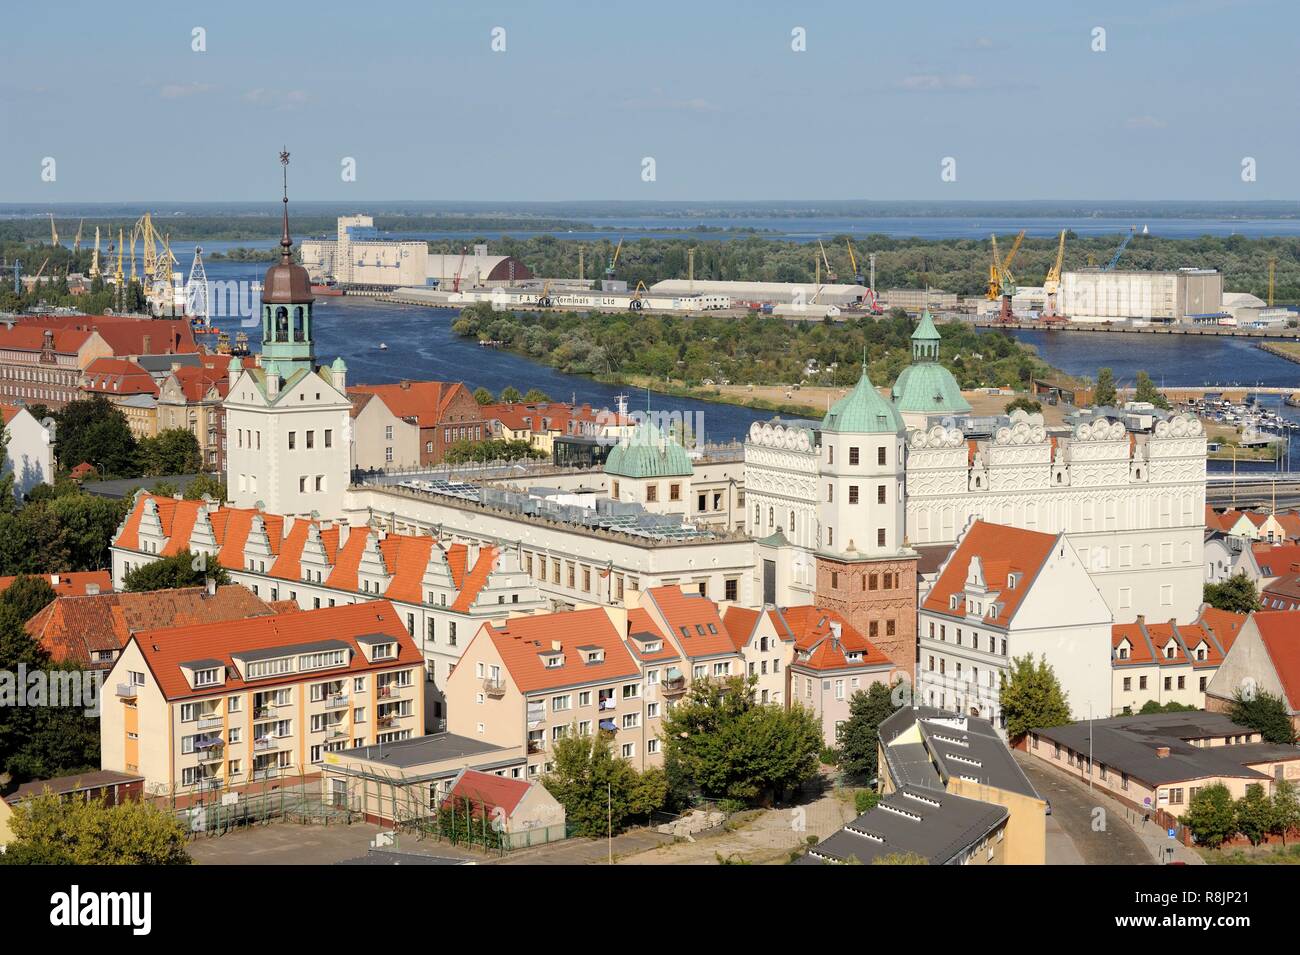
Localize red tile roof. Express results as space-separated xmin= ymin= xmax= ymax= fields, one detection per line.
xmin=348 ymin=380 xmax=475 ymax=428
xmin=441 ymin=769 xmax=531 ymax=817
xmin=625 ymin=607 xmax=679 ymax=663
xmin=164 ymin=364 xmax=229 ymax=403
xmin=131 ymin=600 xmax=418 ymax=701
xmin=0 ymin=570 xmax=111 ymax=599
xmin=1111 ymin=607 xmax=1246 ymax=670
xmin=483 ymin=608 xmax=640 ymax=694
xmin=80 ymin=358 xmax=159 ymax=397
xmin=776 ymin=605 xmax=893 ymax=672
xmin=481 ymin=401 xmax=627 ymax=437
xmin=0 ymin=325 xmax=94 ymax=355
xmin=26 ymin=584 xmax=276 ymax=668
xmin=644 ymin=585 xmax=736 ymax=659
xmin=1250 ymin=611 xmax=1300 ymax=712
xmin=113 ymin=495 xmax=499 ymax=613
xmin=17 ymin=314 xmax=197 ymax=356
xmin=921 ymin=521 xmax=1059 ymax=626
xmin=1250 ymin=543 xmax=1300 ymax=578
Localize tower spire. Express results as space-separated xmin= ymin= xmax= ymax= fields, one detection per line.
xmin=278 ymin=147 xmax=293 ymax=264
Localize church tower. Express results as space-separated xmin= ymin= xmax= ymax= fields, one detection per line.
xmin=224 ymin=151 xmax=353 ymax=519
xmin=813 ymin=367 xmax=918 ymax=679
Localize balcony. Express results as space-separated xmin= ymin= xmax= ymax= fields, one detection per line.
xmin=197 ymin=715 xmax=223 ymax=732
xmin=253 ymin=705 xmax=279 ymax=721
xmin=253 ymin=736 xmax=276 ymax=752
xmin=597 ymin=697 xmax=617 ymax=711
xmin=527 ymin=739 xmax=544 ymax=755
xmin=482 ymin=677 xmax=506 ymax=698
xmin=192 ymin=777 xmax=223 ymax=792
xmin=116 ymin=683 xmax=138 ymax=699
xmin=195 ymin=737 xmax=225 ymax=761
xmin=378 ymin=685 xmax=396 ymax=699
xmin=377 ymin=712 xmax=400 ymax=728
xmin=662 ymin=674 xmax=688 ymax=697
xmin=324 ymin=693 xmax=349 ymax=710
xmin=598 ymin=719 xmax=618 ymax=734
xmin=326 ymin=726 xmax=348 ymax=740
xmin=251 ymin=768 xmax=285 ymax=782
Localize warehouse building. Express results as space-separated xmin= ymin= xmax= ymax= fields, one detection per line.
xmin=1059 ymin=268 xmax=1222 ymax=324
xmin=648 ymin=279 xmax=869 ymax=308
xmin=426 ymin=245 xmax=532 ymax=289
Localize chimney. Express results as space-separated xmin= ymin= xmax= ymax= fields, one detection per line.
xmin=1135 ymin=614 xmax=1145 ymax=627
xmin=467 ymin=540 xmax=481 ymax=568
xmin=1155 ymin=746 xmax=1171 ymax=758
xmin=551 ymin=640 xmax=562 ymax=652
xmin=400 ymin=380 xmax=411 ymax=390
xmin=50 ymin=573 xmax=60 ymax=587
xmin=829 ymin=621 xmax=842 ymax=640
xmin=205 ymin=577 xmax=217 ymax=598
xmin=142 ymin=334 xmax=152 ymax=354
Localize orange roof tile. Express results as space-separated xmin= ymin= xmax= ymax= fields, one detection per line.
xmin=380 ymin=535 xmax=436 ymax=605
xmin=0 ymin=570 xmax=111 ymax=599
xmin=777 ymin=605 xmax=892 ymax=672
xmin=484 ymin=608 xmax=640 ymax=694
xmin=441 ymin=769 xmax=531 ymax=817
xmin=131 ymin=600 xmax=418 ymax=701
xmin=644 ymin=585 xmax=736 ymax=658
xmin=1250 ymin=611 xmax=1300 ymax=712
xmin=922 ymin=521 xmax=1059 ymax=626
xmin=347 ymin=380 xmax=476 ymax=428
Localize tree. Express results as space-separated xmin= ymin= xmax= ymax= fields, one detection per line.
xmin=1180 ymin=783 xmax=1237 ymax=849
xmin=871 ymin=851 xmax=929 ymax=865
xmin=1094 ymin=367 xmax=1117 ymax=407
xmin=1229 ymin=688 xmax=1297 ymax=744
xmin=999 ymin=654 xmax=1072 ymax=740
xmin=1138 ymin=699 xmax=1198 ymax=714
xmin=52 ymin=396 xmax=139 ymax=477
xmin=1203 ymin=574 xmax=1261 ymax=614
xmin=472 ymin=386 xmax=494 ymax=405
xmin=137 ymin=428 xmax=201 ymax=476
xmin=183 ymin=472 xmax=228 ymax=502
xmin=499 ymin=386 xmax=522 ymax=403
xmin=2 ymin=792 xmax=191 ymax=865
xmin=1133 ymin=370 xmax=1170 ymax=410
xmin=836 ymin=682 xmax=900 ymax=780
xmin=122 ymin=552 xmax=231 ymax=593
xmin=1270 ymin=779 xmax=1300 ymax=845
xmin=1004 ymin=396 xmax=1042 ymax=416
xmin=1234 ymin=783 xmax=1274 ymax=846
xmin=0 ymin=574 xmax=57 ymax=622
xmin=523 ymin=388 xmax=551 ymax=402
xmin=542 ymin=730 xmax=667 ymax=837
xmin=661 ymin=676 xmax=823 ymax=805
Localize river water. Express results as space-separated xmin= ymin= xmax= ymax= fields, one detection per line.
xmin=172 ymin=242 xmax=1300 ymax=456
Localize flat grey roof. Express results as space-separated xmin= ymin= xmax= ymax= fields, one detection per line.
xmin=800 ymin=786 xmax=1008 ymax=865
xmin=339 ymin=732 xmax=508 ymax=770
xmin=882 ymin=706 xmax=1040 ymax=800
xmin=82 ymin=473 xmax=203 ymax=500
xmin=1030 ymin=712 xmax=1300 ymax=787
xmin=354 ymin=632 xmax=399 ymax=646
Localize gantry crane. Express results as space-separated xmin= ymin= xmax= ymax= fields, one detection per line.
xmin=987 ymin=230 xmax=1024 ymax=300
xmin=1042 ymin=230 xmax=1068 ymax=320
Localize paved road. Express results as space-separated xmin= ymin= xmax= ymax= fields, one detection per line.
xmin=1015 ymin=753 xmax=1152 ymax=866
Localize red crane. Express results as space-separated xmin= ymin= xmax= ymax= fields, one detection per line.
xmin=452 ymin=246 xmax=468 ymax=293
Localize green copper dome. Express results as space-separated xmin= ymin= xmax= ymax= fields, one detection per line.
xmin=605 ymin=420 xmax=694 ymax=478
xmin=821 ymin=369 xmax=905 ymax=434
xmin=890 ymin=311 xmax=972 ymax=416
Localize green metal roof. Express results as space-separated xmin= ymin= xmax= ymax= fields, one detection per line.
xmin=912 ymin=309 xmax=941 ymax=342
xmin=891 ymin=362 xmax=972 ymax=415
xmin=604 ymin=420 xmax=694 ymax=478
xmin=820 ymin=370 xmax=905 ymax=434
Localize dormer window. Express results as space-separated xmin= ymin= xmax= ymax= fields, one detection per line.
xmin=194 ymin=667 xmax=222 ymax=687
xmin=544 ymin=655 xmax=563 ymax=668
xmin=643 ymin=640 xmax=662 ymax=653
xmin=1166 ymin=645 xmax=1175 ymax=659
xmin=371 ymin=643 xmax=395 ymax=661
xmin=585 ymin=650 xmax=604 ymax=664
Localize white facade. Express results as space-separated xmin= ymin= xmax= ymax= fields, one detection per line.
xmin=1060 ymin=269 xmax=1222 ymax=323
xmin=225 ymin=364 xmax=353 ymax=520
xmin=2 ymin=406 xmax=55 ymax=498
xmin=301 ymin=215 xmax=429 ymax=289
xmin=745 ymin=409 xmax=1207 ymax=627
xmin=917 ymin=531 xmax=1114 ymax=725
xmin=905 ymin=411 xmax=1206 ymax=625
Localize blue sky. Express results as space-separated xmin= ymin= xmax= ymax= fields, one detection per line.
xmin=1 ymin=0 xmax=1294 ymax=201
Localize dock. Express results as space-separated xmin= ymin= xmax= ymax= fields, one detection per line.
xmin=974 ymin=319 xmax=1300 ymax=341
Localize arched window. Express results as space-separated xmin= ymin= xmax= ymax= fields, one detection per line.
xmin=275 ymin=306 xmax=289 ymax=340
xmin=768 ymin=507 xmax=775 ymax=528
xmin=788 ymin=510 xmax=795 ymax=533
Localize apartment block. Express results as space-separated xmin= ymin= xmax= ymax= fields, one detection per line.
xmin=1112 ymin=607 xmax=1244 ymax=714
xmin=100 ymin=601 xmax=424 ymax=798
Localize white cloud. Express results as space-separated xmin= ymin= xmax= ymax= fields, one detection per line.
xmin=160 ymin=82 xmax=214 ymax=99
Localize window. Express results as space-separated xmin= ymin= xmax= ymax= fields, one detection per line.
xmin=849 ymin=446 xmax=859 ymax=465
xmin=877 ymin=484 xmax=886 ymax=504
xmin=306 ymin=430 xmax=315 ymax=449
xmin=324 ymin=429 xmax=332 ymax=448
xmin=724 ymin=578 xmax=738 ymax=602
xmin=288 ymin=431 xmax=296 ymax=450
xmin=877 ymin=446 xmax=886 ymax=466
xmin=848 ymin=485 xmax=859 ymax=504
xmin=646 ymin=484 xmax=658 ymax=502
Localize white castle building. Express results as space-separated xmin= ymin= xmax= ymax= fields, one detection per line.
xmin=744 ymin=312 xmax=1207 ymax=629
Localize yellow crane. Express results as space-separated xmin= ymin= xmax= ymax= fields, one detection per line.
xmin=630 ymin=280 xmax=649 ymax=310
xmin=1043 ymin=230 xmax=1067 ymax=318
xmin=90 ymin=226 xmax=101 ymax=278
xmin=72 ymin=219 xmax=84 ymax=253
xmin=48 ymin=213 xmax=59 ymax=247
xmin=115 ymin=228 xmax=125 ymax=286
xmin=987 ymin=230 xmax=1024 ymax=300
xmin=845 ymin=239 xmax=864 ymax=285
xmin=605 ymin=236 xmax=624 ymax=280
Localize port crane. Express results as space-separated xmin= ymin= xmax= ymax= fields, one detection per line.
xmin=605 ymin=236 xmax=624 ymax=281
xmin=48 ymin=214 xmax=59 ymax=247
xmin=844 ymin=239 xmax=883 ymax=314
xmin=817 ymin=240 xmax=837 ymax=283
xmin=991 ymin=232 xmax=1025 ymax=323
xmin=72 ymin=219 xmax=84 ymax=253
xmin=452 ymin=246 xmax=468 ymax=293
xmin=629 ymin=280 xmax=648 ymax=310
xmin=1042 ymin=230 xmax=1068 ymax=320
xmin=1103 ymin=226 xmax=1136 ymax=271
xmin=987 ymin=230 xmax=1024 ymax=300
xmin=536 ymin=279 xmax=554 ymax=308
